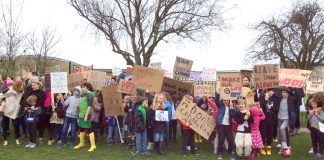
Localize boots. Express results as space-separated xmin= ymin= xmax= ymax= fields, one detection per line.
xmin=157 ymin=142 xmax=163 ymax=155
xmin=197 ymin=135 xmax=202 ymax=143
xmin=88 ymin=132 xmax=96 ymax=152
xmin=261 ymin=146 xmax=267 ymax=155
xmin=74 ymin=132 xmax=85 ymax=149
xmin=147 ymin=142 xmax=153 ymax=150
xmin=194 ymin=134 xmax=198 ymax=143
xmin=266 ymin=146 xmax=272 ymax=155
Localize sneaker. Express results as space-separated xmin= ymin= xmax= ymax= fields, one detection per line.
xmin=3 ymin=140 xmax=8 ymax=146
xmin=135 ymin=151 xmax=141 ymax=156
xmin=25 ymin=142 xmax=32 ymax=148
xmin=29 ymin=143 xmax=36 ymax=148
xmin=273 ymin=138 xmax=278 ymax=142
xmin=57 ymin=143 xmax=66 ymax=148
xmin=276 ymin=144 xmax=281 ymax=148
xmin=308 ymin=147 xmax=314 ymax=154
xmin=144 ymin=152 xmax=151 ymax=156
xmin=216 ymin=154 xmax=223 ymax=160
xmin=69 ymin=143 xmax=75 ymax=148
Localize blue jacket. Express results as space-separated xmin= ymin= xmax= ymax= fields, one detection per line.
xmin=165 ymin=101 xmax=172 ymax=120
xmin=214 ymin=93 xmax=236 ymax=125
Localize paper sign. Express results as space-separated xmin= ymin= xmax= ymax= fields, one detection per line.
xmin=112 ymin=68 xmax=123 ymax=76
xmin=279 ymin=69 xmax=312 ymax=88
xmin=253 ymin=64 xmax=279 ymax=89
xmin=149 ymin=62 xmax=162 ymax=70
xmin=155 ymin=110 xmax=169 ymax=121
xmin=102 ymin=86 xmax=124 ymax=116
xmin=306 ymin=81 xmax=324 ymax=93
xmin=67 ymin=73 xmax=84 ymax=91
xmin=175 ymin=95 xmax=216 ymax=139
xmin=50 ymin=72 xmax=68 ymax=93
xmin=82 ymin=71 xmax=106 ymax=90
xmin=73 ymin=66 xmax=92 ymax=74
xmin=173 ymin=56 xmax=193 ymax=80
xmin=219 ymin=72 xmax=242 ymax=98
xmin=132 ymin=65 xmax=164 ymax=93
xmin=189 ymin=71 xmax=203 ymax=82
xmin=117 ymin=79 xmax=137 ymax=95
xmin=220 ymin=87 xmax=233 ymax=100
xmin=319 ymin=122 xmax=324 ymax=133
xmin=202 ymin=68 xmax=217 ymax=81
xmin=194 ymin=84 xmax=215 ymax=97
xmin=161 ymin=77 xmax=193 ymax=100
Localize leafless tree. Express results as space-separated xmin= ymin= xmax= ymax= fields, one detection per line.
xmin=25 ymin=27 xmax=60 ymax=75
xmin=0 ymin=0 xmax=25 ymax=77
xmin=246 ymin=1 xmax=323 ymax=70
xmin=69 ymin=0 xmax=225 ymax=66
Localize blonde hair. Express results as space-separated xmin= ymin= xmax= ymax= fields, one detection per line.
xmin=26 ymin=95 xmax=37 ymax=106
xmin=152 ymin=93 xmax=165 ymax=110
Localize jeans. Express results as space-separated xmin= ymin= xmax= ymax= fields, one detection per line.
xmin=2 ymin=116 xmax=20 ymax=140
xmin=278 ymin=119 xmax=289 ymax=148
xmin=310 ymin=127 xmax=324 ymax=153
xmin=135 ymin=129 xmax=148 ymax=153
xmin=50 ymin=124 xmax=62 ymax=141
xmin=19 ymin=116 xmax=27 ymax=136
xmin=26 ymin=122 xmax=37 ymax=143
xmin=260 ymin=121 xmax=274 ymax=146
xmin=61 ymin=116 xmax=77 ymax=144
xmin=181 ymin=129 xmax=196 ymax=153
xmin=164 ymin=122 xmax=170 ymax=147
xmin=154 ymin=132 xmax=164 ymax=142
xmin=107 ymin=125 xmax=120 ymax=143
xmin=38 ymin=112 xmax=50 ymax=138
xmin=217 ymin=125 xmax=234 ymax=154
xmin=169 ymin=120 xmax=177 ymax=141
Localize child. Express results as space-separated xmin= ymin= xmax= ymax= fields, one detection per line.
xmin=91 ymin=95 xmax=102 ymax=141
xmin=214 ymin=94 xmax=236 ymax=160
xmin=235 ymin=99 xmax=254 ymax=159
xmin=152 ymin=93 xmax=167 ymax=155
xmin=249 ymin=104 xmax=265 ymax=158
xmin=24 ymin=95 xmax=40 ymax=148
xmin=179 ymin=118 xmax=198 ymax=156
xmin=307 ymin=98 xmax=324 ymax=157
xmin=48 ymin=93 xmax=64 ymax=146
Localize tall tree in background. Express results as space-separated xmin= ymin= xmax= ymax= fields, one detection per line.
xmin=246 ymin=1 xmax=323 ymax=70
xmin=0 ymin=0 xmax=25 ymax=77
xmin=25 ymin=27 xmax=60 ymax=75
xmin=69 ymin=0 xmax=225 ymax=66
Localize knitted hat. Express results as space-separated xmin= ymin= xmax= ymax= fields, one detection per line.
xmin=5 ymin=80 xmax=14 ymax=86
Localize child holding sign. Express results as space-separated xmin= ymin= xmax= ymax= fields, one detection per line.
xmin=48 ymin=93 xmax=64 ymax=146
xmin=152 ymin=93 xmax=167 ymax=155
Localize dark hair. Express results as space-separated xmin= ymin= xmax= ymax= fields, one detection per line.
xmin=81 ymin=82 xmax=94 ymax=92
xmin=265 ymin=88 xmax=275 ymax=92
xmin=242 ymin=76 xmax=251 ymax=82
xmin=135 ymin=97 xmax=147 ymax=106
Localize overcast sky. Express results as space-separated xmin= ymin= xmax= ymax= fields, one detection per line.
xmin=18 ymin=0 xmax=303 ymax=72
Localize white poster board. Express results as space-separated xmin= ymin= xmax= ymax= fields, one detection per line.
xmin=51 ymin=72 xmax=68 ymax=93
xmin=155 ymin=110 xmax=169 ymax=121
xmin=112 ymin=68 xmax=123 ymax=76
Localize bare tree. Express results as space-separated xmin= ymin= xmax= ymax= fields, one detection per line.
xmin=25 ymin=27 xmax=60 ymax=75
xmin=0 ymin=0 xmax=25 ymax=77
xmin=69 ymin=0 xmax=225 ymax=66
xmin=246 ymin=1 xmax=323 ymax=70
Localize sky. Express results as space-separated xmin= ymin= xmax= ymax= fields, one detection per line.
xmin=17 ymin=0 xmax=302 ymax=72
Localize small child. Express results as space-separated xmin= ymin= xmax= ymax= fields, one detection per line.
xmin=235 ymin=99 xmax=254 ymax=159
xmin=25 ymin=95 xmax=40 ymax=148
xmin=249 ymin=104 xmax=265 ymax=158
xmin=179 ymin=119 xmax=198 ymax=156
xmin=307 ymin=98 xmax=324 ymax=157
xmin=48 ymin=93 xmax=65 ymax=146
xmin=91 ymin=96 xmax=102 ymax=141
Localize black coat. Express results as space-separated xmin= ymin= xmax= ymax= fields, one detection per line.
xmin=273 ymin=95 xmax=296 ymax=125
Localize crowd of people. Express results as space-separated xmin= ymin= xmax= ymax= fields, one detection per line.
xmin=0 ymin=72 xmax=323 ymax=160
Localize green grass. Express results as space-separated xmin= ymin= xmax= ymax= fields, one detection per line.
xmin=0 ymin=131 xmax=319 ymax=160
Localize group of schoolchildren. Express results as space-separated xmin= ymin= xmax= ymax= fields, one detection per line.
xmin=0 ymin=73 xmax=323 ymax=160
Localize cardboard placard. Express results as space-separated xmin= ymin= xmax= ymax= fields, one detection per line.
xmin=220 ymin=87 xmax=233 ymax=100
xmin=155 ymin=110 xmax=169 ymax=121
xmin=245 ymin=92 xmax=256 ymax=110
xmin=82 ymin=71 xmax=106 ymax=90
xmin=173 ymin=56 xmax=193 ymax=80
xmin=189 ymin=71 xmax=203 ymax=82
xmin=67 ymin=73 xmax=84 ymax=91
xmin=306 ymin=81 xmax=324 ymax=93
xmin=132 ymin=65 xmax=164 ymax=93
xmin=279 ymin=69 xmax=312 ymax=88
xmin=149 ymin=62 xmax=162 ymax=70
xmin=73 ymin=66 xmax=92 ymax=74
xmin=102 ymin=86 xmax=124 ymax=116
xmin=50 ymin=72 xmax=68 ymax=93
xmin=117 ymin=79 xmax=137 ymax=95
xmin=161 ymin=77 xmax=193 ymax=100
xmin=219 ymin=72 xmax=242 ymax=98
xmin=194 ymin=84 xmax=215 ymax=97
xmin=112 ymin=68 xmax=123 ymax=76
xmin=253 ymin=64 xmax=279 ymax=89
xmin=175 ymin=95 xmax=216 ymax=139
xmin=202 ymin=68 xmax=217 ymax=81
xmin=240 ymin=87 xmax=252 ymax=98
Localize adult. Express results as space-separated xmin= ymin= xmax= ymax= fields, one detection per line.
xmin=0 ymin=80 xmax=24 ymax=145
xmin=74 ymin=82 xmax=96 ymax=152
xmin=289 ymin=87 xmax=304 ymax=135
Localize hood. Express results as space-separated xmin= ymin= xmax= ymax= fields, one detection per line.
xmin=74 ymin=86 xmax=82 ymax=95
xmin=250 ymin=106 xmax=260 ymax=116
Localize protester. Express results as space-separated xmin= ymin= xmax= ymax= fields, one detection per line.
xmin=152 ymin=93 xmax=167 ymax=155
xmin=24 ymin=95 xmax=41 ymax=148
xmin=162 ymin=92 xmax=172 ymax=148
xmin=48 ymin=93 xmax=64 ymax=146
xmin=124 ymin=94 xmax=136 ymax=148
xmin=249 ymin=103 xmax=265 ymax=158
xmin=92 ymin=92 xmax=102 ymax=141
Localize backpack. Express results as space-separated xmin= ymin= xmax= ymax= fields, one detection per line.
xmin=133 ymin=108 xmax=145 ymax=132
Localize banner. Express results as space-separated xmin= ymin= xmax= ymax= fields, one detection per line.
xmin=279 ymin=69 xmax=312 ymax=88
xmin=173 ymin=56 xmax=193 ymax=80
xmin=306 ymin=81 xmax=324 ymax=93
xmin=112 ymin=68 xmax=123 ymax=76
xmin=161 ymin=77 xmax=192 ymax=100
xmin=132 ymin=65 xmax=164 ymax=93
xmin=82 ymin=71 xmax=106 ymax=90
xmin=253 ymin=64 xmax=279 ymax=89
xmin=175 ymin=95 xmax=216 ymax=139
xmin=149 ymin=62 xmax=162 ymax=70
xmin=163 ymin=69 xmax=173 ymax=78
xmin=50 ymin=72 xmax=68 ymax=93
xmin=189 ymin=71 xmax=203 ymax=82
xmin=73 ymin=65 xmax=92 ymax=74
xmin=202 ymin=67 xmax=217 ymax=81
xmin=155 ymin=110 xmax=169 ymax=121
xmin=219 ymin=72 xmax=242 ymax=98
xmin=117 ymin=79 xmax=137 ymax=95
xmin=194 ymin=84 xmax=215 ymax=97
xmin=102 ymin=86 xmax=124 ymax=116
xmin=67 ymin=73 xmax=84 ymax=91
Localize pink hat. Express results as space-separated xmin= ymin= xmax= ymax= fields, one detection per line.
xmin=5 ymin=80 xmax=14 ymax=86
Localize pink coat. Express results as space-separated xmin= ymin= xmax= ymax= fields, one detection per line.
xmin=250 ymin=106 xmax=265 ymax=131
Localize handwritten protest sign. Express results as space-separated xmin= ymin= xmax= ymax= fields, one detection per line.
xmin=194 ymin=84 xmax=215 ymax=97
xmin=279 ymin=69 xmax=312 ymax=88
xmin=173 ymin=56 xmax=193 ymax=80
xmin=102 ymin=86 xmax=124 ymax=116
xmin=67 ymin=73 xmax=84 ymax=91
xmin=50 ymin=72 xmax=68 ymax=93
xmin=189 ymin=71 xmax=203 ymax=82
xmin=161 ymin=77 xmax=192 ymax=100
xmin=220 ymin=87 xmax=233 ymax=100
xmin=306 ymin=81 xmax=324 ymax=93
xmin=132 ymin=65 xmax=164 ymax=92
xmin=202 ymin=68 xmax=217 ymax=81
xmin=253 ymin=64 xmax=279 ymax=89
xmin=155 ymin=110 xmax=169 ymax=121
xmin=175 ymin=95 xmax=216 ymax=139
xmin=82 ymin=71 xmax=106 ymax=90
xmin=149 ymin=62 xmax=162 ymax=70
xmin=219 ymin=72 xmax=242 ymax=98
xmin=117 ymin=79 xmax=137 ymax=95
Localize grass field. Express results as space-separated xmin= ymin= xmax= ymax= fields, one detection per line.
xmin=0 ymin=131 xmax=319 ymax=160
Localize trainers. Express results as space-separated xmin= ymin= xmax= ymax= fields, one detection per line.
xmin=273 ymin=138 xmax=278 ymax=142
xmin=57 ymin=143 xmax=65 ymax=148
xmin=216 ymin=154 xmax=223 ymax=160
xmin=144 ymin=152 xmax=151 ymax=156
xmin=276 ymin=144 xmax=281 ymax=148
xmin=29 ymin=143 xmax=36 ymax=148
xmin=25 ymin=142 xmax=32 ymax=148
xmin=69 ymin=143 xmax=75 ymax=148
xmin=308 ymin=147 xmax=314 ymax=154
xmin=228 ymin=154 xmax=236 ymax=160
